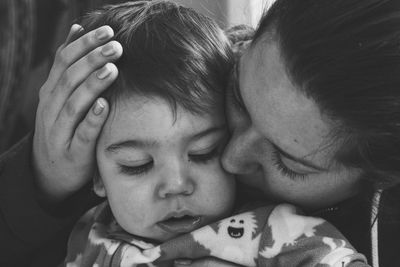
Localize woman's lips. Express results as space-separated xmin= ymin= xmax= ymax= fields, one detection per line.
xmin=157 ymin=213 xmax=202 ymax=234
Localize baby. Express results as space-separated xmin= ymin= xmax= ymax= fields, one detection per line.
xmin=63 ymin=1 xmax=370 ymax=267
xmin=64 ymin=1 xmax=235 ymax=266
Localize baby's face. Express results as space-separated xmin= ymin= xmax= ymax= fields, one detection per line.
xmin=96 ymin=95 xmax=235 ymax=241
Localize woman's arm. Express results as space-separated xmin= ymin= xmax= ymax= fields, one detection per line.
xmin=0 ymin=135 xmax=100 ymax=266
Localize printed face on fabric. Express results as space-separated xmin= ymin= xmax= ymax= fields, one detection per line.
xmin=221 ymin=38 xmax=363 ymax=211
xmin=95 ymin=94 xmax=235 ymax=241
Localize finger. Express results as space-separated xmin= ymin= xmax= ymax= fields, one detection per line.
xmin=51 ymin=40 xmax=122 ymax=100
xmin=70 ymin=98 xmax=109 ymax=156
xmin=45 ymin=41 xmax=121 ymax=122
xmin=63 ymin=25 xmax=115 ymax=67
xmin=63 ymin=24 xmax=84 ymax=47
xmin=48 ymin=25 xmax=115 ymax=86
xmin=53 ymin=63 xmax=117 ymax=142
xmin=38 ymin=24 xmax=85 ymax=95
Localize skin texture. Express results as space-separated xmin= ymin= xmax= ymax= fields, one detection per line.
xmin=95 ymin=95 xmax=235 ymax=242
xmin=221 ymin=39 xmax=362 ymax=211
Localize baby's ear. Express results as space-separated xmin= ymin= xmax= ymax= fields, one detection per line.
xmin=93 ymin=170 xmax=106 ymax=197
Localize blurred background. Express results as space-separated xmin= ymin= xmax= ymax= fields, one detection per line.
xmin=0 ymin=0 xmax=273 ymax=153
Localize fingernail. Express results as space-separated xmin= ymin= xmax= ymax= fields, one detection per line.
xmin=101 ymin=43 xmax=115 ymax=56
xmin=95 ymin=27 xmax=111 ymax=40
xmin=93 ymin=98 xmax=106 ymax=115
xmin=174 ymin=259 xmax=192 ymax=266
xmin=96 ymin=65 xmax=111 ymax=79
xmin=71 ymin=24 xmax=83 ymax=33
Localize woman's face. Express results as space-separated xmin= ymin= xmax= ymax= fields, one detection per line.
xmin=222 ymin=40 xmax=362 ymax=211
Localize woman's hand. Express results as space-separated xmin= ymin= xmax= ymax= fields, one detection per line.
xmin=32 ymin=24 xmax=122 ymax=201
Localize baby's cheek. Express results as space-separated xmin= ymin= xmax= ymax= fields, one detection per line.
xmin=125 ymin=194 xmax=150 ymax=221
xmin=114 ymin=202 xmax=150 ymax=234
xmin=205 ymin=164 xmax=236 ymax=215
xmin=199 ymin=163 xmax=232 ymax=190
xmin=108 ymin=188 xmax=146 ymax=219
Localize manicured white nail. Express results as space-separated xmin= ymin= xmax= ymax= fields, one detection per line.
xmin=101 ymin=43 xmax=116 ymax=56
xmin=95 ymin=26 xmax=111 ymax=40
xmin=93 ymin=98 xmax=106 ymax=115
xmin=71 ymin=24 xmax=83 ymax=33
xmin=96 ymin=65 xmax=111 ymax=79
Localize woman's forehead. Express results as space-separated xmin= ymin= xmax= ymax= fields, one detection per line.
xmin=239 ymin=41 xmax=338 ymax=167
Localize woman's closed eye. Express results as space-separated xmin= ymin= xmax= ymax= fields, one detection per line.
xmin=271 ymin=145 xmax=322 ymax=180
xmin=271 ymin=149 xmax=309 ymax=180
xmin=119 ymin=161 xmax=153 ymax=176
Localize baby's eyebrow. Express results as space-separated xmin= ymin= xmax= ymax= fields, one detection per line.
xmin=106 ymin=139 xmax=159 ymax=153
xmin=190 ymin=125 xmax=227 ymax=141
xmin=105 ymin=126 xmax=226 ymax=153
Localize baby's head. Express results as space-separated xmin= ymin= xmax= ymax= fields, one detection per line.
xmin=80 ymin=1 xmax=235 ymax=242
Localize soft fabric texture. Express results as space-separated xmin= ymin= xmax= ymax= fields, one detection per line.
xmin=63 ymin=201 xmax=369 ymax=267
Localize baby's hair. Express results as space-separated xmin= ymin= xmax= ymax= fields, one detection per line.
xmin=80 ymin=0 xmax=233 ymax=115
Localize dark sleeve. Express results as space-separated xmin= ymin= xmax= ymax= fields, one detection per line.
xmin=0 ymin=134 xmax=101 ymax=266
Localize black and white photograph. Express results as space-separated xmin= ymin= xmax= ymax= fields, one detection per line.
xmin=0 ymin=0 xmax=398 ymax=266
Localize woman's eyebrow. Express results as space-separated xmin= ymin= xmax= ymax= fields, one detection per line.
xmin=271 ymin=142 xmax=328 ymax=171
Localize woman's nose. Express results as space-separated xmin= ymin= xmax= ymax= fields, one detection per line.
xmin=157 ymin=165 xmax=195 ymax=198
xmin=221 ymin=126 xmax=260 ymax=175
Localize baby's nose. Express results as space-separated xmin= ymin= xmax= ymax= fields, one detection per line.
xmin=157 ymin=168 xmax=195 ymax=198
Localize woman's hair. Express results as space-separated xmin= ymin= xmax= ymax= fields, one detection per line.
xmin=253 ymin=0 xmax=400 ymax=190
xmin=79 ymin=0 xmax=233 ymax=115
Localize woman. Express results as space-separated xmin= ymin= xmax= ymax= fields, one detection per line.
xmin=1 ymin=0 xmax=399 ymax=266
xmin=219 ymin=0 xmax=400 ymax=265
